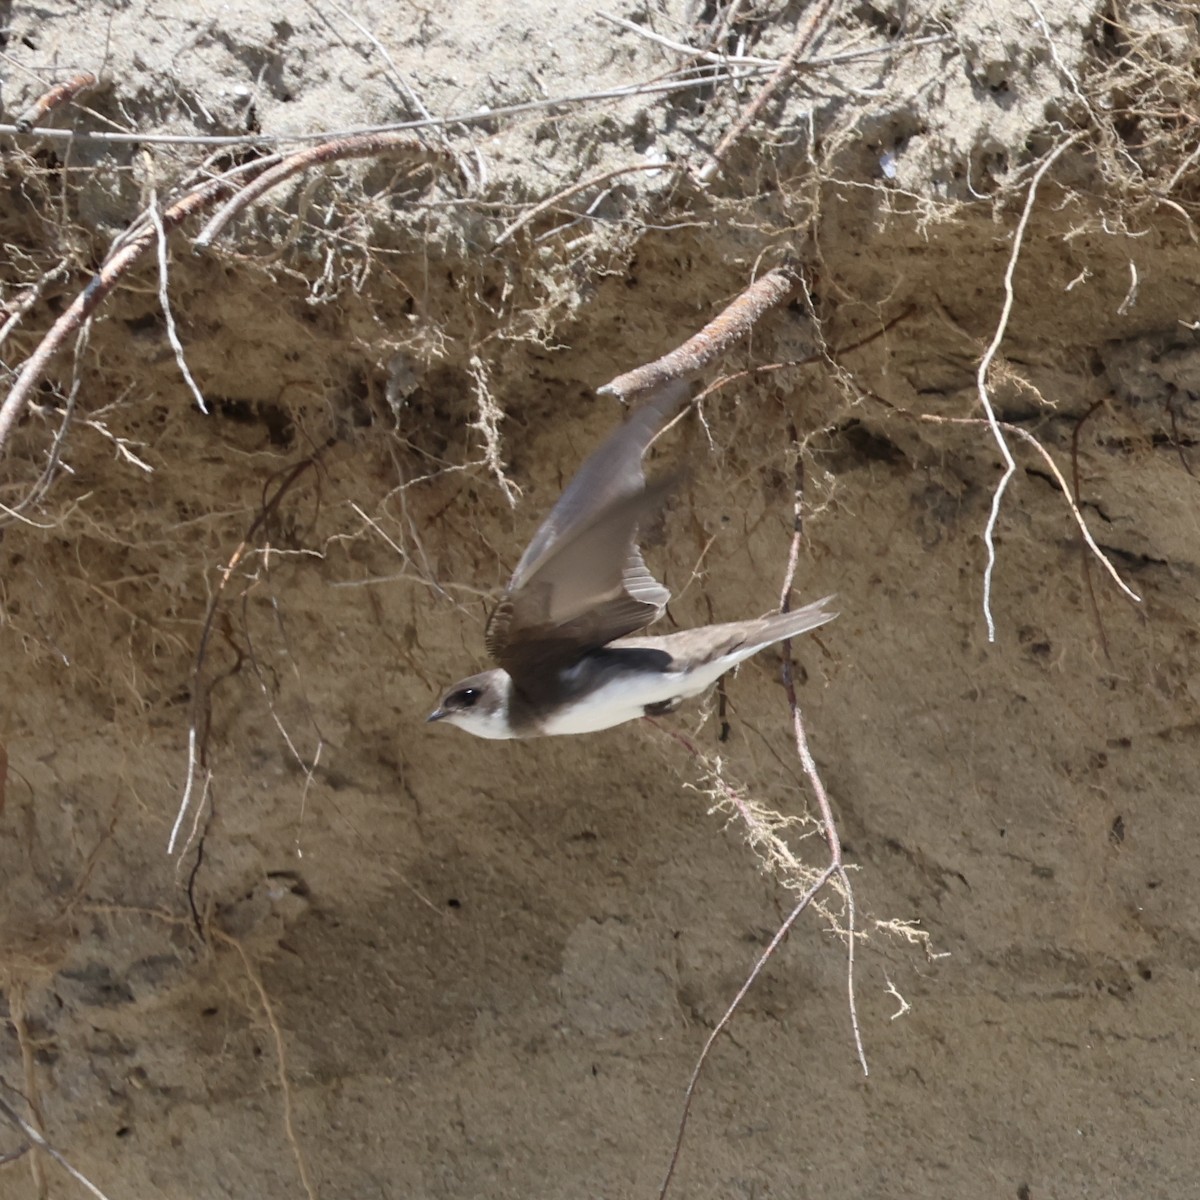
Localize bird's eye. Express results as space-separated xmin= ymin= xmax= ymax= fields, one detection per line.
xmin=456 ymin=687 xmax=480 ymax=708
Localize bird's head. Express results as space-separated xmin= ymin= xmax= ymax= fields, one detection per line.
xmin=426 ymin=670 xmax=514 ymax=739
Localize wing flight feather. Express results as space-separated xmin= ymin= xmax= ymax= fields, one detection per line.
xmin=487 ymin=382 xmax=689 ymax=685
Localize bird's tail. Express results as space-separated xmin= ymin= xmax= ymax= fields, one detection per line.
xmin=615 ymin=594 xmax=837 ymax=667
xmin=749 ymin=594 xmax=838 ymax=645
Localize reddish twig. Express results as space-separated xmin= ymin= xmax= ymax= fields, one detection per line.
xmin=0 ymin=159 xmax=278 ymax=461
xmin=695 ymin=0 xmax=839 ymax=184
xmin=193 ymin=132 xmax=456 ymax=250
xmin=15 ymin=72 xmax=97 ymax=133
xmin=601 ymin=265 xmax=801 ymax=401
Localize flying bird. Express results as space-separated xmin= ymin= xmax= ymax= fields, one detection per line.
xmin=427 ymin=382 xmax=835 ymax=738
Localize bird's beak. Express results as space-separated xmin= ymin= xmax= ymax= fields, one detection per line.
xmin=426 ymin=707 xmax=447 ymax=724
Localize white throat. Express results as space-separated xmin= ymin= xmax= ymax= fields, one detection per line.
xmin=441 ymin=673 xmax=517 ymax=739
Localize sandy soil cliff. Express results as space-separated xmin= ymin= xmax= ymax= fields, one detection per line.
xmin=1 ymin=2 xmax=1199 ymax=1198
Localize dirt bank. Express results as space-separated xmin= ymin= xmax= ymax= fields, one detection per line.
xmin=2 ymin=3 xmax=1199 ymax=1198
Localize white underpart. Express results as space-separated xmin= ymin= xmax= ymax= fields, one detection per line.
xmin=539 ymin=643 xmax=767 ymax=736
xmin=437 ymin=672 xmax=515 ymax=739
xmin=445 ymin=707 xmax=517 ymax=739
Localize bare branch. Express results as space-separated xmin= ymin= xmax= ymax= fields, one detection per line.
xmin=601 ymin=265 xmax=801 ymax=401
xmin=695 ymin=0 xmax=839 ymax=184
xmin=0 ymin=158 xmax=278 ymax=460
xmin=0 ymin=1091 xmax=116 ymax=1200
xmin=193 ymin=132 xmax=456 ymax=250
xmin=975 ymin=132 xmax=1087 ymax=641
xmin=493 ymin=161 xmax=673 ymax=248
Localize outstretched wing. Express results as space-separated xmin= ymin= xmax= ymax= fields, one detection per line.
xmin=486 ymin=381 xmax=689 ymax=684
xmin=505 ymin=379 xmax=688 ymax=590
xmin=485 ymin=477 xmax=676 ymax=670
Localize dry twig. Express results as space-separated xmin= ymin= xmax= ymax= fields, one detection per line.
xmin=14 ymin=72 xmax=97 ymax=133
xmin=193 ymin=132 xmax=456 ymax=250
xmin=655 ymin=422 xmax=864 ymax=1200
xmin=974 ymin=132 xmax=1096 ymax=640
xmin=0 ymin=158 xmax=278 ymax=461
xmin=695 ymin=0 xmax=839 ymax=184
xmin=0 ymin=1090 xmax=115 ymax=1200
xmin=493 ymin=161 xmax=674 ymax=248
xmin=601 ymin=265 xmax=801 ymax=401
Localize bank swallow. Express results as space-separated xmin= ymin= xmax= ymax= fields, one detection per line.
xmin=428 ymin=383 xmax=835 ymax=738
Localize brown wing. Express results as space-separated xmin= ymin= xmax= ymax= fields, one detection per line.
xmin=504 ymin=380 xmax=688 ymax=593
xmin=485 ymin=380 xmax=691 ymax=692
xmin=485 ymin=476 xmax=676 ymax=684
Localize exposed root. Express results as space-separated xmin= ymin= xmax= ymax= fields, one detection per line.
xmin=169 ymin=451 xmax=326 ymax=855
xmin=650 ymin=425 xmax=867 ymax=1197
xmin=874 ymin=917 xmax=950 ymax=961
xmin=215 ymin=931 xmax=317 ymax=1200
xmin=918 ymin=412 xmax=1141 ymax=611
xmin=0 ymin=1091 xmax=113 ymax=1200
xmin=0 ymin=318 xmax=93 ymax=524
xmin=601 ymin=264 xmax=802 ymax=402
xmin=0 ymin=156 xmax=279 ymax=462
xmin=0 ymin=258 xmax=69 ymax=352
xmin=193 ymin=132 xmax=458 ymax=250
xmin=467 ymin=355 xmax=521 ymax=508
xmin=973 ymin=131 xmax=1088 ymax=641
xmin=149 ymin=180 xmax=210 ymax=415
